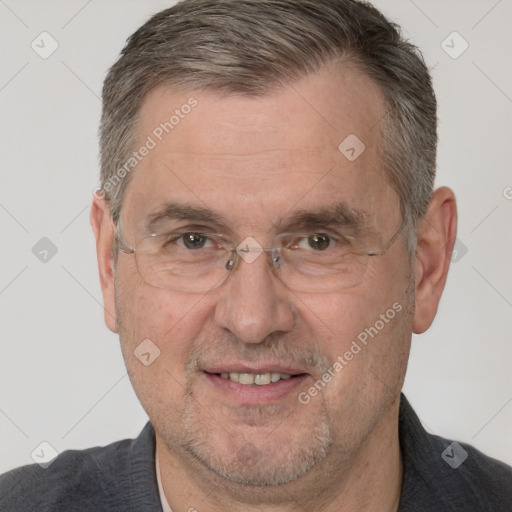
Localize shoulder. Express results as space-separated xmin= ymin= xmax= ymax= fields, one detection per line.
xmin=0 ymin=423 xmax=160 ymax=512
xmin=399 ymin=395 xmax=512 ymax=511
xmin=427 ymin=432 xmax=512 ymax=485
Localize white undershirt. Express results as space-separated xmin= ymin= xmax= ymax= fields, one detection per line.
xmin=155 ymin=452 xmax=173 ymax=512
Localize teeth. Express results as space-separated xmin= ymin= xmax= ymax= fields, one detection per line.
xmin=254 ymin=373 xmax=271 ymax=385
xmin=218 ymin=372 xmax=295 ymax=385
xmin=239 ymin=373 xmax=255 ymax=385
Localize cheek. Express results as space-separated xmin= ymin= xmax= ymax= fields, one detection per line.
xmin=296 ymin=264 xmax=412 ymax=388
xmin=297 ymin=284 xmax=389 ymax=344
xmin=116 ymin=284 xmax=217 ymax=425
xmin=115 ymin=274 xmax=211 ymax=383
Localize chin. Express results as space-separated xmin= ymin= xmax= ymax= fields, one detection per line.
xmin=178 ymin=400 xmax=332 ymax=487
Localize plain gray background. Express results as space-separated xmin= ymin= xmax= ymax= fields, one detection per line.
xmin=1 ymin=0 xmax=511 ymax=473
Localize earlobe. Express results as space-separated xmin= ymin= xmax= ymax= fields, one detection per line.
xmin=90 ymin=197 xmax=119 ymax=333
xmin=413 ymin=187 xmax=457 ymax=334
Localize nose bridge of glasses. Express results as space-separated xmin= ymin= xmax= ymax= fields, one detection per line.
xmin=226 ymin=238 xmax=281 ymax=274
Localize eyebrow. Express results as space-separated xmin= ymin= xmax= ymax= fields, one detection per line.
xmin=143 ymin=203 xmax=228 ymax=234
xmin=275 ymin=203 xmax=368 ymax=233
xmin=143 ymin=201 xmax=369 ymax=238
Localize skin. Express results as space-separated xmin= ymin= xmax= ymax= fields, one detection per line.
xmin=91 ymin=61 xmax=457 ymax=512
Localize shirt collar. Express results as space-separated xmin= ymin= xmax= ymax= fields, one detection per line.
xmin=155 ymin=451 xmax=173 ymax=512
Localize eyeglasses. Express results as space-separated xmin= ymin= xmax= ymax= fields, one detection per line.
xmin=115 ymin=220 xmax=405 ymax=293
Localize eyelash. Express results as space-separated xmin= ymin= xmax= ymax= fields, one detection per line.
xmin=162 ymin=231 xmax=354 ymax=251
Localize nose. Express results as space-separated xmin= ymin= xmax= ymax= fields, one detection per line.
xmin=214 ymin=250 xmax=296 ymax=344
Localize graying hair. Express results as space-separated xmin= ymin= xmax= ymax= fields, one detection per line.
xmin=100 ymin=0 xmax=437 ymax=254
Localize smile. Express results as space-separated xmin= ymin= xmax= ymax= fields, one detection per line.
xmin=217 ymin=372 xmax=295 ymax=385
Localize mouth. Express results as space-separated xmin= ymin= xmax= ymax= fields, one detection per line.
xmin=213 ymin=371 xmax=303 ymax=385
xmin=201 ymin=366 xmax=310 ymax=404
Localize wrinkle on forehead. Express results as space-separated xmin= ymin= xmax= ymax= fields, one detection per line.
xmin=133 ymin=63 xmax=385 ymax=157
xmin=121 ymin=63 xmax=398 ymax=238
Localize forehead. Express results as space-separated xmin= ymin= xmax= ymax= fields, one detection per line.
xmin=122 ymin=63 xmax=399 ymax=233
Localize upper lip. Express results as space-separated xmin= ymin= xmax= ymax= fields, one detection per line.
xmin=203 ymin=363 xmax=308 ymax=375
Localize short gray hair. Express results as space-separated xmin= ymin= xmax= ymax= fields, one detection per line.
xmin=100 ymin=0 xmax=436 ymax=252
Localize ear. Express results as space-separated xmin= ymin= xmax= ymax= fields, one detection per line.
xmin=413 ymin=187 xmax=457 ymax=334
xmin=90 ymin=195 xmax=118 ymax=333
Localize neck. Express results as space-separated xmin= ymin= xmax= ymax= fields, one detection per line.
xmin=156 ymin=399 xmax=402 ymax=512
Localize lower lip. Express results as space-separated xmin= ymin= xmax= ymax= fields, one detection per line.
xmin=203 ymin=372 xmax=309 ymax=404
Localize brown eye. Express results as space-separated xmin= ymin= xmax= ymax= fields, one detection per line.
xmin=181 ymin=233 xmax=208 ymax=249
xmin=307 ymin=234 xmax=331 ymax=251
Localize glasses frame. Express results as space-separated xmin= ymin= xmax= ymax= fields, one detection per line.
xmin=114 ymin=219 xmax=407 ymax=293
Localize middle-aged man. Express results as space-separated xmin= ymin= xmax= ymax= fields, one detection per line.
xmin=1 ymin=0 xmax=511 ymax=511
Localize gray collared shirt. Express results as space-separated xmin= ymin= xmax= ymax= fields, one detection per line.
xmin=1 ymin=394 xmax=511 ymax=511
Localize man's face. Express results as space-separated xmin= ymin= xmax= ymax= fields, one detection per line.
xmin=112 ymin=63 xmax=415 ymax=487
